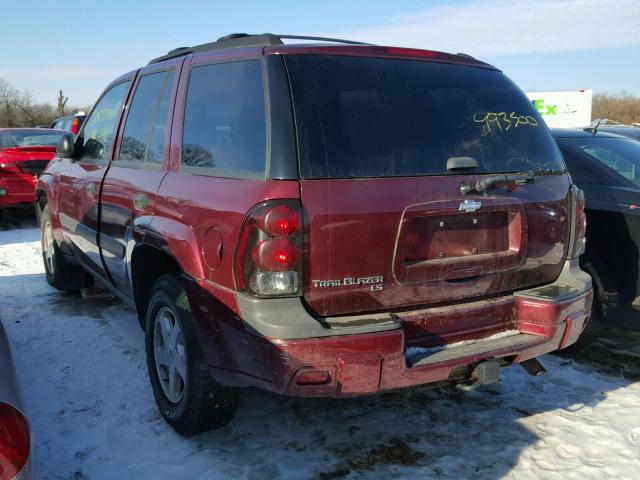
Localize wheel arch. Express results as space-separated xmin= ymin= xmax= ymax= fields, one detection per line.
xmin=130 ymin=243 xmax=184 ymax=323
xmin=34 ymin=176 xmax=59 ymax=227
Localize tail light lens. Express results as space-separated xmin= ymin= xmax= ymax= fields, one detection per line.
xmin=70 ymin=117 xmax=80 ymax=135
xmin=0 ymin=402 xmax=30 ymax=480
xmin=569 ymin=185 xmax=587 ymax=258
xmin=235 ymin=200 xmax=302 ymax=297
xmin=0 ymin=162 xmax=21 ymax=174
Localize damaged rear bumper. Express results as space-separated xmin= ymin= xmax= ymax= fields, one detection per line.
xmin=201 ymin=259 xmax=592 ymax=397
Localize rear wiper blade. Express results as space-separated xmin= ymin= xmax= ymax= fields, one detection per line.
xmin=533 ymin=168 xmax=565 ymax=175
xmin=460 ymin=170 xmax=535 ymax=195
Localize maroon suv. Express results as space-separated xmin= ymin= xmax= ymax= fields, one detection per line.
xmin=36 ymin=33 xmax=593 ymax=435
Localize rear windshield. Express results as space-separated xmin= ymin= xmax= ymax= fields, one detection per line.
xmin=0 ymin=130 xmax=64 ymax=149
xmin=284 ymin=55 xmax=565 ymax=179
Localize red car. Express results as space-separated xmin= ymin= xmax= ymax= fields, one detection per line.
xmin=36 ymin=33 xmax=593 ymax=436
xmin=0 ymin=319 xmax=32 ymax=480
xmin=0 ymin=129 xmax=65 ymax=212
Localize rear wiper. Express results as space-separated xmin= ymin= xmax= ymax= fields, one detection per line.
xmin=533 ymin=168 xmax=565 ymax=175
xmin=460 ymin=170 xmax=535 ymax=195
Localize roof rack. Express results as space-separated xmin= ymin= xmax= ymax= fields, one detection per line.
xmin=148 ymin=33 xmax=371 ymax=64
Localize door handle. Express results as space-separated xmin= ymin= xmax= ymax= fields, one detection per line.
xmin=133 ymin=193 xmax=148 ymax=211
xmin=86 ymin=183 xmax=97 ymax=197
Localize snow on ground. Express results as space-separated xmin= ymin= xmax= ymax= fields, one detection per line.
xmin=1 ymin=211 xmax=640 ymax=480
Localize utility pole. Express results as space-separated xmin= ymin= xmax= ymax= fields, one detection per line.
xmin=57 ymin=90 xmax=68 ymax=117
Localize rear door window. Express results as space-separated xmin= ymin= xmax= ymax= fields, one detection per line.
xmin=119 ymin=71 xmax=174 ymax=165
xmin=181 ymin=59 xmax=266 ymax=176
xmin=284 ymin=55 xmax=565 ymax=179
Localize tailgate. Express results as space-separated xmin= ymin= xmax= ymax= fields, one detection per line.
xmin=301 ymin=174 xmax=570 ymax=317
xmin=284 ymin=53 xmax=571 ymax=318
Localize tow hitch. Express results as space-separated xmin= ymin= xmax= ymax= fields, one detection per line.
xmin=457 ymin=360 xmax=501 ymax=391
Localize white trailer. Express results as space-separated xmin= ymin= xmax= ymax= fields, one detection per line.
xmin=525 ymin=90 xmax=592 ymax=128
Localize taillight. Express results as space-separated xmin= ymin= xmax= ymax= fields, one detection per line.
xmin=0 ymin=403 xmax=30 ymax=480
xmin=569 ymin=185 xmax=587 ymax=258
xmin=235 ymin=200 xmax=302 ymax=297
xmin=70 ymin=117 xmax=80 ymax=135
xmin=0 ymin=162 xmax=21 ymax=174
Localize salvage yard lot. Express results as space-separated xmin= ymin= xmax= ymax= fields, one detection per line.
xmin=1 ymin=211 xmax=640 ymax=480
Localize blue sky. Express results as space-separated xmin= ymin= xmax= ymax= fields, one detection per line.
xmin=1 ymin=0 xmax=638 ymax=106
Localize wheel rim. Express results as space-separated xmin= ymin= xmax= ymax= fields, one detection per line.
xmin=42 ymin=219 xmax=55 ymax=275
xmin=153 ymin=306 xmax=187 ymax=403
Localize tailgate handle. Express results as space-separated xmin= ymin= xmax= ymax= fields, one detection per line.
xmin=445 ymin=267 xmax=483 ymax=282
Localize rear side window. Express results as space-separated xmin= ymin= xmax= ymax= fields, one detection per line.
xmin=119 ymin=71 xmax=174 ymax=164
xmin=559 ymin=137 xmax=640 ymax=188
xmin=79 ymin=82 xmax=130 ymax=162
xmin=284 ymin=55 xmax=565 ymax=179
xmin=181 ymin=60 xmax=266 ymax=175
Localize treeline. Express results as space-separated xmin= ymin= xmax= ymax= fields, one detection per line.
xmin=2 ymin=75 xmax=640 ymax=129
xmin=593 ymin=92 xmax=640 ymax=125
xmin=0 ymin=77 xmax=89 ymax=128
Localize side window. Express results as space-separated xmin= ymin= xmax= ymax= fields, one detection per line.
xmin=147 ymin=73 xmax=174 ymax=164
xmin=560 ymin=147 xmax=598 ymax=185
xmin=560 ymin=145 xmax=619 ymax=186
xmin=181 ymin=60 xmax=266 ymax=175
xmin=119 ymin=71 xmax=175 ymax=164
xmin=79 ymin=82 xmax=130 ymax=161
xmin=581 ymin=144 xmax=636 ymax=181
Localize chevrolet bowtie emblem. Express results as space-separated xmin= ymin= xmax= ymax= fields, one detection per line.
xmin=459 ymin=200 xmax=482 ymax=213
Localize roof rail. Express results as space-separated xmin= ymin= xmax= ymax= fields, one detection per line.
xmin=148 ymin=33 xmax=371 ymax=64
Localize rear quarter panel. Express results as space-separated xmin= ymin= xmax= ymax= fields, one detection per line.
xmin=151 ymin=176 xmax=300 ymax=313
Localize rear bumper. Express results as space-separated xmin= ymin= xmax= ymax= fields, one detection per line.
xmin=0 ymin=174 xmax=37 ymax=208
xmin=200 ymin=260 xmax=592 ymax=397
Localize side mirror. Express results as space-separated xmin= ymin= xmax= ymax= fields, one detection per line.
xmin=56 ymin=133 xmax=75 ymax=159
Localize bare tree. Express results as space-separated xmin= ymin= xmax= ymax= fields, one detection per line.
xmin=0 ymin=77 xmax=87 ymax=128
xmin=0 ymin=77 xmax=19 ymax=127
xmin=57 ymin=90 xmax=68 ymax=117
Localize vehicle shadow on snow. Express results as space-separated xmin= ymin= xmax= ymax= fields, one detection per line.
xmin=2 ymin=268 xmax=638 ymax=479
xmin=0 ymin=208 xmax=39 ymax=244
xmin=0 ymin=207 xmax=38 ymax=228
xmin=558 ymin=328 xmax=640 ymax=382
xmin=194 ymin=328 xmax=640 ymax=480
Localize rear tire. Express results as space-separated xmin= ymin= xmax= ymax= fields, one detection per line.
xmin=145 ymin=274 xmax=240 ymax=436
xmin=40 ymin=204 xmax=92 ymax=291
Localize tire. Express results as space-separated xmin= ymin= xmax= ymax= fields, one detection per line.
xmin=40 ymin=204 xmax=92 ymax=291
xmin=145 ymin=273 xmax=240 ymax=435
xmin=562 ymin=296 xmax=606 ymax=352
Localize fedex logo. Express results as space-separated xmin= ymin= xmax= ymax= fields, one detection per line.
xmin=531 ymin=99 xmax=557 ymax=115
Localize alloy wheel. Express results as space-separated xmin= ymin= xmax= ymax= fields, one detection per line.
xmin=153 ymin=306 xmax=187 ymax=403
xmin=42 ymin=219 xmax=55 ymax=275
